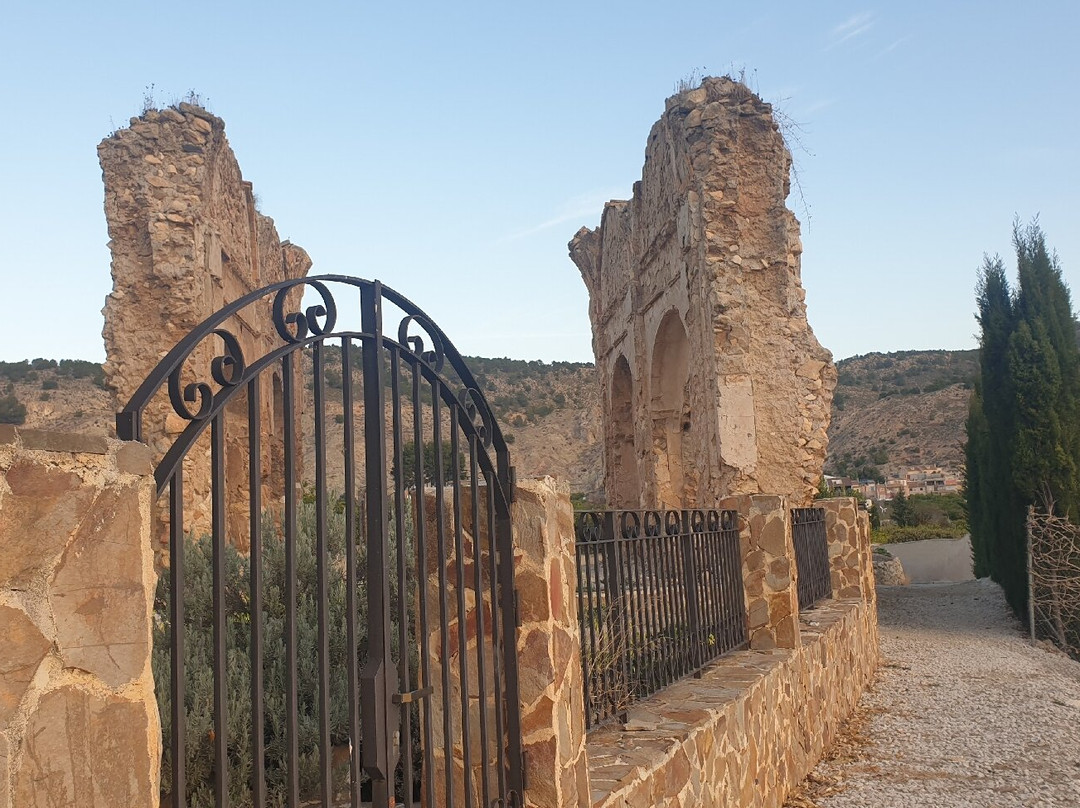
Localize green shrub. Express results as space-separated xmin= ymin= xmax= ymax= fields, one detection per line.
xmin=41 ymin=378 xmax=58 ymax=390
xmin=0 ymin=394 xmax=26 ymax=425
xmin=872 ymin=524 xmax=968 ymax=544
xmin=154 ymin=500 xmax=417 ymax=806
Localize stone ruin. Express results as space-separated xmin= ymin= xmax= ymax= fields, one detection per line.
xmin=98 ymin=104 xmax=312 ymax=553
xmin=569 ymin=77 xmax=836 ymax=509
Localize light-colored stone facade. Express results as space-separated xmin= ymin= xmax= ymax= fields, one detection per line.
xmin=99 ymin=104 xmax=312 ymax=555
xmin=569 ymin=77 xmax=835 ymax=509
xmin=0 ymin=427 xmax=158 ymax=808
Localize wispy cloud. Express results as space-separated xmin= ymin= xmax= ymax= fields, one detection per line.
xmin=798 ymin=98 xmax=836 ymax=117
xmin=876 ymin=35 xmax=909 ymax=57
xmin=500 ymin=188 xmax=625 ymax=243
xmin=827 ymin=11 xmax=875 ymax=49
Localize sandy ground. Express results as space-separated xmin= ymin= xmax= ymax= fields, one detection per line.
xmin=789 ymin=580 xmax=1080 ymax=808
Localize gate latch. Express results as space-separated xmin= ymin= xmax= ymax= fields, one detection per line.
xmin=391 ymin=685 xmax=432 ymax=705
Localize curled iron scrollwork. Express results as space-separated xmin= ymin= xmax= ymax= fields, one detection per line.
xmin=619 ymin=511 xmax=642 ymax=539
xmin=458 ymin=387 xmax=494 ymax=449
xmin=272 ymin=280 xmax=337 ymax=344
xmin=575 ymin=511 xmax=603 ymax=543
xmin=397 ymin=313 xmax=446 ymax=372
xmin=167 ymin=328 xmax=245 ymax=421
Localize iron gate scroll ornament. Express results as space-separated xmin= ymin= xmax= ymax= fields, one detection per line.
xmin=118 ymin=276 xmax=524 ymax=808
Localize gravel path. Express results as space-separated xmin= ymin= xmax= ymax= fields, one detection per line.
xmin=813 ymin=579 xmax=1080 ymax=808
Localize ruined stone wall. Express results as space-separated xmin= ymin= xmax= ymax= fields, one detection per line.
xmin=570 ymin=77 xmax=835 ymax=508
xmin=98 ymin=104 xmax=312 ymax=553
xmin=0 ymin=427 xmax=158 ymax=808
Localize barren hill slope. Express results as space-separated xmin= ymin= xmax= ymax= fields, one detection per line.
xmin=826 ymin=350 xmax=976 ymax=480
xmin=3 ymin=347 xmax=976 ymax=495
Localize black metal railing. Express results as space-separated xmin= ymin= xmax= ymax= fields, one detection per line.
xmin=574 ymin=509 xmax=746 ymax=729
xmin=792 ymin=507 xmax=831 ymax=611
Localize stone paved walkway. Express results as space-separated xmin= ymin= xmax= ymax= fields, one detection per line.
xmin=801 ymin=579 xmax=1080 ymax=808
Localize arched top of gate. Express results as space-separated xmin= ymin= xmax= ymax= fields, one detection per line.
xmin=116 ymin=274 xmax=512 ymax=495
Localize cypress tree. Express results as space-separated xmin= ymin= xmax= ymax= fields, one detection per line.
xmin=966 ymin=221 xmax=1080 ymax=615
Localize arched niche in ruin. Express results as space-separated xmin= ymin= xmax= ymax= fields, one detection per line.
xmin=609 ymin=354 xmax=640 ymax=508
xmin=649 ymin=310 xmax=693 ymax=509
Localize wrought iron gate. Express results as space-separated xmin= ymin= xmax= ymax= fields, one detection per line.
xmin=118 ymin=276 xmax=523 ymax=808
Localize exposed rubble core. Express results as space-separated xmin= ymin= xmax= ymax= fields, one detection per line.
xmin=570 ymin=77 xmax=835 ymax=508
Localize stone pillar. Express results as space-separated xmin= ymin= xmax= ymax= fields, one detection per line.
xmin=818 ymin=498 xmax=867 ymax=599
xmin=424 ymin=477 xmax=589 ymax=808
xmin=719 ymin=494 xmax=801 ymax=650
xmin=0 ymin=427 xmax=159 ymax=808
xmin=513 ymin=478 xmax=590 ymax=808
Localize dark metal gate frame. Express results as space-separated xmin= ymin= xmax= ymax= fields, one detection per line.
xmin=118 ymin=276 xmax=524 ymax=807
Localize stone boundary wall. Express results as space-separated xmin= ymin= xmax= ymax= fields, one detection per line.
xmin=585 ymin=597 xmax=878 ymax=807
xmin=0 ymin=427 xmax=158 ymax=808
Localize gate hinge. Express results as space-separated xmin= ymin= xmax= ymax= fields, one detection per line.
xmin=521 ymin=749 xmax=528 ymax=791
xmin=508 ymin=466 xmax=517 ymax=502
xmin=513 ymin=589 xmax=522 ymax=628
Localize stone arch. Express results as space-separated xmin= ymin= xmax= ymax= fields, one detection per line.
xmin=650 ymin=310 xmax=692 ymax=508
xmin=609 ymin=354 xmax=640 ymax=508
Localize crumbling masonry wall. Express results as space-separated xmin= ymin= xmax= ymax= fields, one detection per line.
xmin=570 ymin=77 xmax=836 ymax=508
xmin=99 ymin=104 xmax=311 ymax=553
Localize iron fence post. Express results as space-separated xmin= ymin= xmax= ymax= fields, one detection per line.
xmin=678 ymin=510 xmax=704 ymax=676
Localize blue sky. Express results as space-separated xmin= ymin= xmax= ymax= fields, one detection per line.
xmin=1 ymin=1 xmax=1077 ymax=365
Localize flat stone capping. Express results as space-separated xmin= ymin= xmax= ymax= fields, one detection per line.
xmin=0 ymin=424 xmax=110 ymax=454
xmin=585 ymin=597 xmax=878 ymax=807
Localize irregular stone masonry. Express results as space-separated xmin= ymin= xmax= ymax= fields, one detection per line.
xmin=585 ymin=597 xmax=878 ymax=808
xmin=424 ymin=478 xmax=590 ymax=808
xmin=570 ymin=77 xmax=836 ymax=509
xmin=99 ymin=104 xmax=312 ymax=558
xmin=0 ymin=427 xmax=159 ymax=808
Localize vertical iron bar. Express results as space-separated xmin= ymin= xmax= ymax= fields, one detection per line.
xmin=390 ymin=348 xmax=416 ymax=807
xmin=248 ymin=377 xmax=266 ymax=806
xmin=638 ymin=526 xmax=660 ymax=693
xmin=361 ymin=283 xmax=396 ymax=808
xmin=581 ymin=518 xmax=601 ymax=720
xmin=449 ymin=417 xmax=474 ymax=805
xmin=574 ymin=520 xmax=591 ymax=728
xmin=411 ymin=364 xmax=436 ymax=808
xmin=468 ymin=435 xmax=492 ymax=808
xmin=656 ymin=523 xmax=679 ymax=682
xmin=623 ymin=518 xmax=644 ymax=700
xmin=431 ymin=384 xmax=456 ymax=808
xmin=210 ymin=414 xmax=229 ymax=808
xmin=313 ymin=341 xmax=333 ymax=806
xmin=485 ymin=478 xmax=507 ymax=798
xmin=680 ymin=513 xmax=702 ymax=675
xmin=342 ymin=339 xmax=362 ymax=808
xmin=169 ymin=474 xmax=187 ymax=808
xmin=283 ymin=352 xmax=300 ymax=808
xmin=605 ymin=512 xmax=630 ymax=724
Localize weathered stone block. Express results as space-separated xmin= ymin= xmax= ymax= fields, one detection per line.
xmin=0 ymin=604 xmax=50 ymax=726
xmin=13 ymin=685 xmax=158 ymax=807
xmin=0 ymin=459 xmax=92 ymax=585
xmin=50 ymin=483 xmax=150 ymax=688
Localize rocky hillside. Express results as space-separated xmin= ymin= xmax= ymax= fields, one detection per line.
xmin=0 ymin=356 xmax=605 ymax=498
xmin=2 ymin=348 xmax=976 ymax=495
xmin=827 ymin=350 xmax=976 ymax=480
